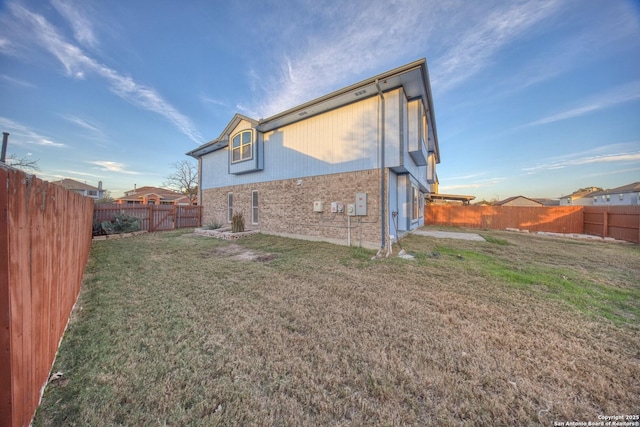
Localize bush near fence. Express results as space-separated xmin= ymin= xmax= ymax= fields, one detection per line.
xmin=0 ymin=166 xmax=94 ymax=427
xmin=93 ymin=203 xmax=201 ymax=234
xmin=425 ymin=204 xmax=640 ymax=243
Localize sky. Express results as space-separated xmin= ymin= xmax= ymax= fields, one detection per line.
xmin=1 ymin=0 xmax=639 ymax=201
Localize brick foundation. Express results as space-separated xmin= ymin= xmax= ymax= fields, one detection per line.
xmin=200 ymin=169 xmax=388 ymax=248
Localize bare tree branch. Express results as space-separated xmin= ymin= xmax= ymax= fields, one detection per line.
xmin=163 ymin=160 xmax=198 ymax=204
xmin=5 ymin=154 xmax=40 ymax=171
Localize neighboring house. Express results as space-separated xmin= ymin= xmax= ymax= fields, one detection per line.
xmin=495 ymin=196 xmax=544 ymax=207
xmin=188 ymin=59 xmax=440 ymax=250
xmin=559 ymin=187 xmax=601 ymax=206
xmin=51 ymin=178 xmax=106 ymax=200
xmin=534 ymin=198 xmax=560 ymax=207
xmin=589 ymin=182 xmax=640 ymax=206
xmin=115 ymin=186 xmax=193 ymax=205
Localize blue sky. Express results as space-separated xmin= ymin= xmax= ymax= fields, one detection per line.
xmin=1 ymin=0 xmax=639 ymax=201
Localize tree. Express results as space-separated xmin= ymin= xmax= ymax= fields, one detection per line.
xmin=95 ymin=191 xmax=115 ymax=203
xmin=163 ymin=160 xmax=198 ymax=204
xmin=4 ymin=154 xmax=40 ymax=171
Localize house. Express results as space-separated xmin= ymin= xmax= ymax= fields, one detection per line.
xmin=559 ymin=187 xmax=601 ymax=206
xmin=495 ymin=196 xmax=544 ymax=207
xmin=589 ymin=182 xmax=640 ymax=206
xmin=115 ymin=185 xmax=193 ymax=205
xmin=187 ymin=59 xmax=440 ymax=250
xmin=51 ymin=178 xmax=106 ymax=200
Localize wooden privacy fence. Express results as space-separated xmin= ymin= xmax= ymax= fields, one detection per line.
xmin=425 ymin=205 xmax=640 ymax=243
xmin=583 ymin=206 xmax=640 ymax=244
xmin=425 ymin=205 xmax=584 ymax=234
xmin=94 ymin=203 xmax=202 ymax=232
xmin=0 ymin=166 xmax=94 ymax=427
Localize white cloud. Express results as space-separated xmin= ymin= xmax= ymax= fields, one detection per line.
xmin=7 ymin=3 xmax=203 ymax=144
xmin=88 ymin=160 xmax=141 ymax=175
xmin=526 ymin=81 xmax=640 ymax=126
xmin=51 ymin=0 xmax=98 ymax=48
xmin=0 ymin=116 xmax=67 ymax=147
xmin=431 ymin=0 xmax=562 ymax=93
xmin=60 ymin=114 xmax=101 ymax=133
xmin=0 ymin=74 xmax=35 ymax=87
xmin=523 ymin=142 xmax=640 ymax=173
xmin=252 ymin=0 xmax=434 ymax=117
xmin=249 ymin=0 xmax=568 ymax=117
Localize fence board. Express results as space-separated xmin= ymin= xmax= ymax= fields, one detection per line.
xmin=0 ymin=166 xmax=94 ymax=427
xmin=425 ymin=205 xmax=584 ymax=233
xmin=583 ymin=206 xmax=640 ymax=244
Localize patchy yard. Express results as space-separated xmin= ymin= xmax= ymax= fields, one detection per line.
xmin=34 ymin=228 xmax=639 ymax=426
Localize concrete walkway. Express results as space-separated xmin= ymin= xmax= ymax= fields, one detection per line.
xmin=412 ymin=230 xmax=486 ymax=241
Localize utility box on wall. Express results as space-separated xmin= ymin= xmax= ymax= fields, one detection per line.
xmin=356 ymin=192 xmax=367 ymax=216
xmin=313 ymin=201 xmax=324 ymax=212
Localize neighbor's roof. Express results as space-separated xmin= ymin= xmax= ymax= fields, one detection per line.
xmin=187 ymin=59 xmax=440 ymax=162
xmin=495 ymin=196 xmax=543 ymax=206
xmin=118 ymin=186 xmax=188 ymax=201
xmin=589 ymin=182 xmax=640 ymax=196
xmin=51 ymin=178 xmax=100 ymax=191
xmin=559 ymin=187 xmax=601 ymax=199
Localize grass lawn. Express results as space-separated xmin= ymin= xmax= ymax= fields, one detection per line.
xmin=34 ymin=228 xmax=640 ymax=426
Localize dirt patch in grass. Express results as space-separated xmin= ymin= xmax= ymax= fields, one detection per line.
xmin=210 ymin=243 xmax=277 ymax=262
xmin=33 ymin=228 xmax=640 ymax=426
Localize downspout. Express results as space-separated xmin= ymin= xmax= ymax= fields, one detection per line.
xmin=375 ymin=80 xmax=387 ymax=256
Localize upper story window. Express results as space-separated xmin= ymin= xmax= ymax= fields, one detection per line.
xmin=231 ymin=130 xmax=253 ymax=163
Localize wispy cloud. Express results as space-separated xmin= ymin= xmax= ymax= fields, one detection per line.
xmin=0 ymin=116 xmax=67 ymax=147
xmin=7 ymin=3 xmax=203 ymax=144
xmin=439 ymin=177 xmax=507 ymax=192
xmin=250 ymin=0 xmax=566 ymax=117
xmin=51 ymin=0 xmax=98 ymax=48
xmin=60 ymin=114 xmax=102 ymax=133
xmin=527 ymin=81 xmax=640 ymax=126
xmin=430 ymin=0 xmax=562 ymax=93
xmin=88 ymin=160 xmax=141 ymax=175
xmin=252 ymin=0 xmax=433 ymax=117
xmin=524 ymin=142 xmax=640 ymax=173
xmin=0 ymin=73 xmax=35 ymax=87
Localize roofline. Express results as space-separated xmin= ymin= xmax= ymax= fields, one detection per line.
xmin=187 ymin=58 xmax=441 ymax=159
xmin=260 ymin=59 xmax=427 ymax=124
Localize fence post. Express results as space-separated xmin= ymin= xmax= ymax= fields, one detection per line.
xmin=603 ymin=211 xmax=608 ymax=238
xmin=173 ymin=205 xmax=178 ymax=230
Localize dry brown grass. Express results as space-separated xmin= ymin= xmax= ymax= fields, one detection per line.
xmin=34 ymin=228 xmax=639 ymax=426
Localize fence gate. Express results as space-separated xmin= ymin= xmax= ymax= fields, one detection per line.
xmin=150 ymin=205 xmax=175 ymax=231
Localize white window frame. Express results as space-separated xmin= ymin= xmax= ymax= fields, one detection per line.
xmin=231 ymin=130 xmax=253 ymax=163
xmin=252 ymin=190 xmax=259 ymax=224
xmin=227 ymin=192 xmax=233 ymax=222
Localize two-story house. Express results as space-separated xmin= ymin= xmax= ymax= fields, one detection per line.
xmin=51 ymin=178 xmax=106 ymax=200
xmin=590 ymin=182 xmax=640 ymax=206
xmin=187 ymin=59 xmax=440 ymax=250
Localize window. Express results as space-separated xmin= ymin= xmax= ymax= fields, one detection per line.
xmin=412 ymin=186 xmax=419 ymax=221
xmin=252 ymin=190 xmax=259 ymax=224
xmin=231 ymin=130 xmax=253 ymax=163
xmin=227 ymin=193 xmax=233 ymax=222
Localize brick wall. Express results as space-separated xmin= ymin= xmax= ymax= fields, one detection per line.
xmin=200 ymin=169 xmax=387 ymax=248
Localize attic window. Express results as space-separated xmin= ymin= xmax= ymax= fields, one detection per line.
xmin=231 ymin=130 xmax=253 ymax=163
